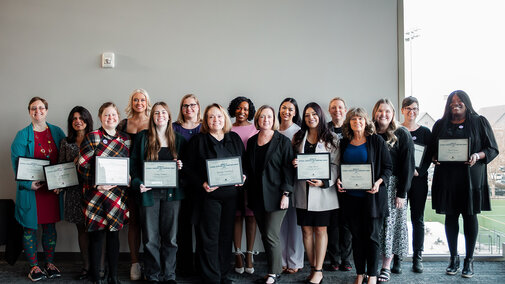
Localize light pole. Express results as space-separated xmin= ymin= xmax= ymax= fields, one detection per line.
xmin=405 ymin=29 xmax=420 ymax=97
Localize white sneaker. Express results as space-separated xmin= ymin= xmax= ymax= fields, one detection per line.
xmin=130 ymin=262 xmax=142 ymax=281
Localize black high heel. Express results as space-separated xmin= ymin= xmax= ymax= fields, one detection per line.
xmin=306 ymin=269 xmax=323 ymax=284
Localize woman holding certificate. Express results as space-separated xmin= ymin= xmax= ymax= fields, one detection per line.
xmin=337 ymin=107 xmax=392 ymax=284
xmin=431 ymin=90 xmax=498 ymax=278
xmin=244 ymin=105 xmax=294 ymax=284
xmin=11 ymin=97 xmax=65 ymax=282
xmin=292 ymin=102 xmax=340 ymax=284
xmin=277 ymin=98 xmax=304 ymax=274
xmin=58 ymin=106 xmax=94 ymax=280
xmin=172 ymin=94 xmax=202 ymax=275
xmin=183 ymin=103 xmax=245 ymax=284
xmin=372 ymin=99 xmax=415 ymax=282
xmin=130 ymin=102 xmax=185 ymax=283
xmin=400 ymin=96 xmax=432 ymax=273
xmin=117 ymin=88 xmax=151 ymax=281
xmin=78 ymin=102 xmax=130 ymax=284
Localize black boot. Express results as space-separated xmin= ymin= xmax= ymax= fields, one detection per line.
xmin=391 ymin=255 xmax=402 ymax=274
xmin=446 ymin=255 xmax=460 ymax=275
xmin=462 ymin=258 xmax=474 ymax=278
xmin=412 ymin=250 xmax=423 ymax=273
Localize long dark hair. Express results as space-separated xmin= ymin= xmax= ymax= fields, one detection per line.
xmin=66 ymin=106 xmax=93 ymax=143
xmin=278 ymin=97 xmax=301 ymax=126
xmin=441 ymin=90 xmax=477 ymax=121
xmin=293 ymin=102 xmax=337 ymax=150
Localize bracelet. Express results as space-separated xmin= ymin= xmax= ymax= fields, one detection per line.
xmin=472 ymin=153 xmax=480 ymax=161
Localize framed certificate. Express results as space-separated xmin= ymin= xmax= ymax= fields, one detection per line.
xmin=16 ymin=157 xmax=50 ymax=181
xmin=95 ymin=156 xmax=130 ymax=186
xmin=414 ymin=143 xmax=426 ymax=168
xmin=340 ymin=164 xmax=373 ymax=190
xmin=438 ymin=138 xmax=470 ymax=162
xmin=206 ymin=156 xmax=243 ymax=187
xmin=43 ymin=162 xmax=79 ymax=190
xmin=144 ymin=161 xmax=178 ymax=188
xmin=296 ymin=153 xmax=331 ymax=180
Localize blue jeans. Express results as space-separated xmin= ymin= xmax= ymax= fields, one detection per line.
xmin=141 ymin=189 xmax=181 ymax=281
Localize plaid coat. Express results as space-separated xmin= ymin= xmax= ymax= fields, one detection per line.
xmin=78 ymin=128 xmax=130 ymax=232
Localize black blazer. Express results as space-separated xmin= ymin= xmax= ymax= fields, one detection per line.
xmin=340 ymin=134 xmax=393 ymax=218
xmin=244 ymin=131 xmax=295 ymax=212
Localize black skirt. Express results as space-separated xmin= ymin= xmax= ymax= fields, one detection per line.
xmin=296 ymin=208 xmax=335 ymax=227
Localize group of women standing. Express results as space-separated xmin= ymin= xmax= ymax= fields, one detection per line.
xmin=11 ymin=90 xmax=498 ymax=284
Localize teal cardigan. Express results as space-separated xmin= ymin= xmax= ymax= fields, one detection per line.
xmin=130 ymin=130 xmax=186 ymax=207
xmin=11 ymin=123 xmax=66 ymax=230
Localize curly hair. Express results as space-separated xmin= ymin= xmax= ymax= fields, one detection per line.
xmin=227 ymin=96 xmax=256 ymax=121
xmin=372 ymin=98 xmax=398 ymax=147
xmin=341 ymin=107 xmax=375 ymax=140
xmin=292 ymin=102 xmax=337 ymax=151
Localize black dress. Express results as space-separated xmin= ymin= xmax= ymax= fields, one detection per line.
xmin=431 ymin=115 xmax=499 ymax=215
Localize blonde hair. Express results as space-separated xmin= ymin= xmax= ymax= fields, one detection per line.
xmin=372 ymin=98 xmax=398 ymax=147
xmin=200 ymin=103 xmax=232 ymax=134
xmin=147 ymin=102 xmax=177 ymax=160
xmin=124 ymin=89 xmax=152 ymax=118
xmin=341 ymin=107 xmax=375 ymax=140
xmin=254 ymin=105 xmax=279 ymax=131
xmin=176 ymin=94 xmax=202 ymax=124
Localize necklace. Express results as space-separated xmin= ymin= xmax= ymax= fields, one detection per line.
xmin=34 ymin=127 xmax=54 ymax=159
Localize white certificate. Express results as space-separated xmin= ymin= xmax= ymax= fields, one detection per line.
xmin=16 ymin=157 xmax=50 ymax=181
xmin=438 ymin=138 xmax=469 ymax=162
xmin=296 ymin=153 xmax=331 ymax=180
xmin=414 ymin=143 xmax=426 ymax=168
xmin=43 ymin=162 xmax=79 ymax=190
xmin=206 ymin=156 xmax=243 ymax=187
xmin=144 ymin=161 xmax=178 ymax=188
xmin=95 ymin=156 xmax=130 ymax=186
xmin=340 ymin=164 xmax=373 ymax=190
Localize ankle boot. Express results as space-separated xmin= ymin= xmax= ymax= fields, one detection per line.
xmin=462 ymin=258 xmax=474 ymax=278
xmin=446 ymin=255 xmax=460 ymax=275
xmin=391 ymin=255 xmax=402 ymax=274
xmin=412 ymin=250 xmax=423 ymax=273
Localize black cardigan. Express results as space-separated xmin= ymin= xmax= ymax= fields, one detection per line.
xmin=380 ymin=127 xmax=416 ymax=198
xmin=340 ymin=134 xmax=393 ymax=218
xmin=244 ymin=131 xmax=295 ymax=212
xmin=431 ymin=114 xmax=499 ymax=213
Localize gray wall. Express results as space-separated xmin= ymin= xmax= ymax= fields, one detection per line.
xmin=0 ymin=0 xmax=398 ymax=252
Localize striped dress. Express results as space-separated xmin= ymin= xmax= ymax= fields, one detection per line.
xmin=78 ymin=128 xmax=130 ymax=232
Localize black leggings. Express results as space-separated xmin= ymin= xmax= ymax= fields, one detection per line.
xmin=445 ymin=214 xmax=478 ymax=258
xmin=89 ymin=230 xmax=120 ymax=281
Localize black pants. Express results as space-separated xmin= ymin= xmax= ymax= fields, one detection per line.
xmin=196 ymin=189 xmax=237 ymax=284
xmin=345 ymin=195 xmax=382 ymax=276
xmin=408 ymin=175 xmax=428 ymax=252
xmin=326 ymin=208 xmax=352 ymax=264
xmin=88 ymin=230 xmax=119 ymax=281
xmin=445 ymin=213 xmax=478 ymax=258
xmin=176 ymin=197 xmax=197 ymax=274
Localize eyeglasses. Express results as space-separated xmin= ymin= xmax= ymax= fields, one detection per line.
xmin=182 ymin=103 xmax=197 ymax=109
xmin=30 ymin=106 xmax=46 ymax=111
xmin=404 ymin=107 xmax=418 ymax=112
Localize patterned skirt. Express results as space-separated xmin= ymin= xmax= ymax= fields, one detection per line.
xmin=64 ymin=186 xmax=85 ymax=224
xmin=84 ymin=186 xmax=129 ymax=232
xmin=379 ymin=176 xmax=409 ymax=257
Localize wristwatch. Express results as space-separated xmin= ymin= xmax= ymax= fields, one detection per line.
xmin=282 ymin=191 xmax=291 ymax=197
